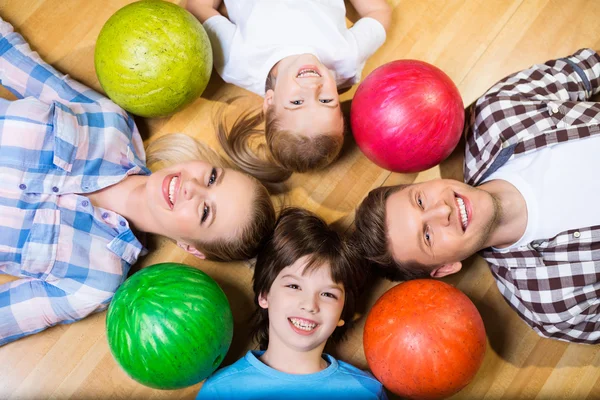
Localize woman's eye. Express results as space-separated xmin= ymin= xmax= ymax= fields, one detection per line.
xmin=319 ymin=99 xmax=333 ymax=104
xmin=425 ymin=229 xmax=431 ymax=243
xmin=286 ymin=284 xmax=300 ymax=289
xmin=290 ymin=100 xmax=303 ymax=105
xmin=417 ymin=196 xmax=424 ymax=209
xmin=322 ymin=292 xmax=337 ymax=299
xmin=201 ymin=203 xmax=210 ymax=224
xmin=208 ymin=167 xmax=217 ymax=186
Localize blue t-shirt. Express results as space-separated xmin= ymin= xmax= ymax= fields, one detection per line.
xmin=197 ymin=350 xmax=388 ymax=399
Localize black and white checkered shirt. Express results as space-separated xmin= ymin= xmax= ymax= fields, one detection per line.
xmin=464 ymin=49 xmax=600 ymax=344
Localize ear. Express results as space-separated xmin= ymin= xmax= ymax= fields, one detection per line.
xmin=263 ymin=89 xmax=274 ymax=113
xmin=430 ymin=261 xmax=462 ymax=278
xmin=258 ymin=292 xmax=269 ymax=309
xmin=336 ymin=319 xmax=345 ymax=327
xmin=176 ymin=242 xmax=206 ymax=260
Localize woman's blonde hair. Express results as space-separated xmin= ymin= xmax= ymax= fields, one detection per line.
xmin=145 ymin=133 xmax=276 ymax=261
xmin=216 ymin=75 xmax=345 ymax=184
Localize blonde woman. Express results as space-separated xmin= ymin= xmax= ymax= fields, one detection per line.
xmin=0 ymin=18 xmax=275 ymax=346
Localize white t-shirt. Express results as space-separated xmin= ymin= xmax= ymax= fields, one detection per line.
xmin=203 ymin=0 xmax=387 ymax=97
xmin=483 ymin=135 xmax=600 ymax=251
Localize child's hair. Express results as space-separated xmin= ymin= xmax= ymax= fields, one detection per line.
xmin=145 ymin=133 xmax=276 ymax=261
xmin=250 ymin=207 xmax=362 ymax=350
xmin=216 ymin=74 xmax=345 ymax=184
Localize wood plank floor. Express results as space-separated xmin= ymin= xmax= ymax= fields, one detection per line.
xmin=1 ymin=1 xmax=599 ymax=399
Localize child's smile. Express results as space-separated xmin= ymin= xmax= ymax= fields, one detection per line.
xmin=258 ymin=255 xmax=345 ymax=353
xmin=288 ymin=317 xmax=319 ymax=335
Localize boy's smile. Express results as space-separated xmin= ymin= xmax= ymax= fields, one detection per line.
xmin=288 ymin=317 xmax=319 ymax=335
xmin=258 ymin=255 xmax=345 ymax=353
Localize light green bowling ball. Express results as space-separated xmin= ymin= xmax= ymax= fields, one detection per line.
xmin=95 ymin=0 xmax=212 ymax=117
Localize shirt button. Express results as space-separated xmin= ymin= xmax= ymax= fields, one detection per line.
xmin=551 ymin=107 xmax=559 ymax=114
xmin=502 ymin=141 xmax=510 ymax=149
xmin=102 ymin=212 xmax=109 ymax=219
xmin=52 ymin=186 xmax=59 ymax=193
xmin=574 ymin=231 xmax=581 ymax=238
xmin=82 ymin=200 xmax=89 ymax=207
xmin=533 ymin=243 xmax=540 ymax=248
xmin=19 ymin=183 xmax=26 ymax=190
xmin=119 ymin=221 xmax=126 ymax=227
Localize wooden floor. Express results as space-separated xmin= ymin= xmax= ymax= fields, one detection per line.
xmin=1 ymin=0 xmax=599 ymax=399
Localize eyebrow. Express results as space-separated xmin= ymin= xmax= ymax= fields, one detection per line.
xmin=216 ymin=167 xmax=225 ymax=186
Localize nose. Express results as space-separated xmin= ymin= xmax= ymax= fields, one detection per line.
xmin=424 ymin=201 xmax=452 ymax=226
xmin=182 ymin=178 xmax=205 ymax=200
xmin=300 ymin=293 xmax=319 ymax=314
xmin=297 ymin=79 xmax=323 ymax=90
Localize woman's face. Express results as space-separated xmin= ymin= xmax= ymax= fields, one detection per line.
xmin=146 ymin=160 xmax=255 ymax=257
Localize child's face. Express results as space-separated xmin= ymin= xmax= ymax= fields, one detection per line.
xmin=258 ymin=255 xmax=346 ymax=354
xmin=264 ymin=54 xmax=344 ymax=137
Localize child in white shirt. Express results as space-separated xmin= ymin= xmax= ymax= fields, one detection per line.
xmin=186 ymin=0 xmax=390 ymax=183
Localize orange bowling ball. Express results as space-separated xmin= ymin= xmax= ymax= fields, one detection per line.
xmin=364 ymin=280 xmax=486 ymax=400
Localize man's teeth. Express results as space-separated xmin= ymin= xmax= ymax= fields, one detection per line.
xmin=297 ymin=69 xmax=320 ymax=78
xmin=289 ymin=318 xmax=317 ymax=331
xmin=456 ymin=197 xmax=467 ymax=229
xmin=168 ymin=176 xmax=178 ymax=205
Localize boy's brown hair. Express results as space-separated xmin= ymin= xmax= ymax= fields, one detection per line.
xmin=250 ymin=207 xmax=363 ymax=350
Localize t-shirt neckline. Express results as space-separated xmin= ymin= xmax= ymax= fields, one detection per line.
xmin=246 ymin=350 xmax=339 ymax=381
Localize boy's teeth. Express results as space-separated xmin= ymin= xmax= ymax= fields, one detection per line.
xmin=168 ymin=176 xmax=178 ymax=205
xmin=289 ymin=318 xmax=317 ymax=331
xmin=456 ymin=197 xmax=468 ymax=229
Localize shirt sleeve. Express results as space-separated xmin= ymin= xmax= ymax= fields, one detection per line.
xmin=196 ymin=378 xmax=222 ymax=400
xmin=0 ymin=278 xmax=108 ymax=346
xmin=378 ymin=385 xmax=389 ymax=400
xmin=202 ymin=15 xmax=237 ymax=76
xmin=482 ymin=49 xmax=600 ymax=103
xmin=0 ymin=17 xmax=103 ymax=105
xmin=348 ymin=17 xmax=387 ymax=66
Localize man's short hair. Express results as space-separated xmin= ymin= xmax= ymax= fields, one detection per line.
xmin=351 ymin=185 xmax=433 ymax=281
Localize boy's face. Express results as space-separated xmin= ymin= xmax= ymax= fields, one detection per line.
xmin=258 ymin=255 xmax=346 ymax=354
xmin=264 ymin=54 xmax=344 ymax=137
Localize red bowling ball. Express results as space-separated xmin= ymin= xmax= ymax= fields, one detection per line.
xmin=364 ymin=280 xmax=486 ymax=400
xmin=351 ymin=60 xmax=464 ymax=173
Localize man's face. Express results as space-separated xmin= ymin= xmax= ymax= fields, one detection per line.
xmin=385 ymin=179 xmax=500 ymax=274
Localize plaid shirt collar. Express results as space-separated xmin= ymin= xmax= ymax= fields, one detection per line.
xmin=462 ymin=48 xmax=600 ymax=344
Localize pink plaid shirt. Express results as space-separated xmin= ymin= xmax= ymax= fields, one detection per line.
xmin=0 ymin=18 xmax=148 ymax=346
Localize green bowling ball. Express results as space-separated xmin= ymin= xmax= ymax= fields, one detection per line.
xmin=106 ymin=263 xmax=233 ymax=389
xmin=94 ymin=0 xmax=212 ymax=117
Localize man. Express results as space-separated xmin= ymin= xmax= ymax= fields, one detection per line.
xmin=353 ymin=49 xmax=600 ymax=344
